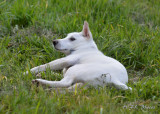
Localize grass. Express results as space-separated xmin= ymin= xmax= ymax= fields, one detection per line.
xmin=0 ymin=0 xmax=160 ymax=113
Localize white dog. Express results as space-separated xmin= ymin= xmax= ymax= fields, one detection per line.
xmin=25 ymin=21 xmax=132 ymax=91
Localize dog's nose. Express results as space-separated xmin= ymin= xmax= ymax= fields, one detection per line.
xmin=53 ymin=40 xmax=58 ymax=45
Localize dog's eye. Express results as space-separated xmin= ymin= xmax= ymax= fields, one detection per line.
xmin=69 ymin=37 xmax=76 ymax=41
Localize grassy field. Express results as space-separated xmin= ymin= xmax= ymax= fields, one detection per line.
xmin=0 ymin=0 xmax=160 ymax=113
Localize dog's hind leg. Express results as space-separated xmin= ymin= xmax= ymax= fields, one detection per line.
xmin=44 ymin=83 xmax=85 ymax=94
xmin=32 ymin=77 xmax=73 ymax=88
xmin=112 ymin=81 xmax=132 ymax=91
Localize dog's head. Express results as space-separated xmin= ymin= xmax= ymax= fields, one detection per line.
xmin=53 ymin=21 xmax=97 ymax=55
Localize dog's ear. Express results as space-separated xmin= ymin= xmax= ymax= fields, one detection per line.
xmin=82 ymin=21 xmax=92 ymax=39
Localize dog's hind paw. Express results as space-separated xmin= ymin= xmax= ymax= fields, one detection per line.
xmin=32 ymin=79 xmax=40 ymax=86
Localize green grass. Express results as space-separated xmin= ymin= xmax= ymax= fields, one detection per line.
xmin=0 ymin=0 xmax=160 ymax=113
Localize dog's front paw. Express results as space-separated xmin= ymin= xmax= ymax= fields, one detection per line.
xmin=23 ymin=67 xmax=39 ymax=75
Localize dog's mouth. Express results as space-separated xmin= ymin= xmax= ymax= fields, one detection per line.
xmin=54 ymin=47 xmax=68 ymax=52
xmin=55 ymin=47 xmax=75 ymax=55
xmin=55 ymin=47 xmax=67 ymax=51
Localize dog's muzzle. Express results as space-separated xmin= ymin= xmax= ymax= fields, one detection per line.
xmin=53 ymin=40 xmax=58 ymax=46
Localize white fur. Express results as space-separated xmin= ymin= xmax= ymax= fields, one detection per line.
xmin=25 ymin=21 xmax=132 ymax=91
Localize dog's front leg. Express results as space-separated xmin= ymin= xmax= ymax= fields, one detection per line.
xmin=25 ymin=56 xmax=76 ymax=75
